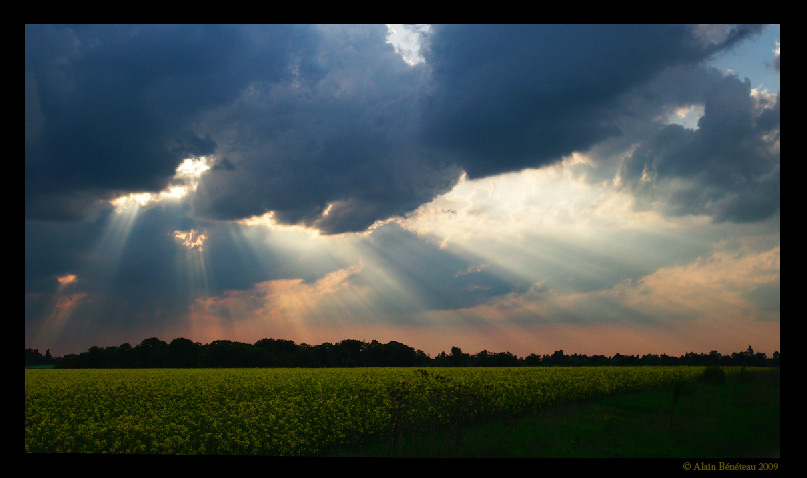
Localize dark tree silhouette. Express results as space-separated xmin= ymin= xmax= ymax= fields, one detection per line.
xmin=168 ymin=338 xmax=203 ymax=368
xmin=35 ymin=337 xmax=780 ymax=369
xmin=135 ymin=337 xmax=169 ymax=367
xmin=25 ymin=348 xmax=58 ymax=366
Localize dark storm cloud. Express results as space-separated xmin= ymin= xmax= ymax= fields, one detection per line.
xmin=193 ymin=24 xmax=766 ymax=233
xmin=26 ymin=24 xmax=767 ymax=234
xmin=417 ymin=24 xmax=764 ymax=179
xmin=189 ymin=24 xmax=463 ymax=234
xmin=25 ymin=24 xmax=319 ymax=220
xmin=618 ymin=71 xmax=780 ymax=222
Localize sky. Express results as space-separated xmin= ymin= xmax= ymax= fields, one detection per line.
xmin=25 ymin=24 xmax=780 ymax=359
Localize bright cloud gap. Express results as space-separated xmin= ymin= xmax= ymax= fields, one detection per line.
xmin=385 ymin=24 xmax=430 ymax=66
xmin=109 ymin=156 xmax=211 ymax=212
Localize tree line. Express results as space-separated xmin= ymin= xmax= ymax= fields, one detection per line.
xmin=25 ymin=337 xmax=780 ymax=369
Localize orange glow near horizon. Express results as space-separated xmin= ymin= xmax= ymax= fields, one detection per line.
xmin=153 ymin=157 xmax=780 ymax=359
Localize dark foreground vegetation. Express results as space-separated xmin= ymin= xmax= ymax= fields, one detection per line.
xmin=329 ymin=366 xmax=780 ymax=458
xmin=26 ymin=337 xmax=780 ymax=369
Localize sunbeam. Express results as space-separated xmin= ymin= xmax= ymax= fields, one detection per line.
xmin=94 ymin=200 xmax=143 ymax=277
xmin=28 ymin=274 xmax=87 ymax=351
xmin=174 ymin=228 xmax=211 ymax=303
xmin=26 ymin=25 xmax=779 ymax=360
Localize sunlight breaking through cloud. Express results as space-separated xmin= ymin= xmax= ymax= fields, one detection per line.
xmin=56 ymin=274 xmax=77 ymax=285
xmin=109 ymin=156 xmax=212 ymax=212
xmin=385 ymin=24 xmax=430 ymax=66
xmin=25 ymin=25 xmax=779 ymax=359
xmin=173 ymin=229 xmax=207 ymax=252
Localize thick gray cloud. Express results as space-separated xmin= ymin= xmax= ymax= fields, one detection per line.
xmin=618 ymin=71 xmax=780 ymax=222
xmin=26 ymin=24 xmax=768 ymax=234
xmin=188 ymin=25 xmax=463 ymax=234
xmin=417 ymin=24 xmax=764 ymax=179
xmin=25 ymin=24 xmax=319 ymax=220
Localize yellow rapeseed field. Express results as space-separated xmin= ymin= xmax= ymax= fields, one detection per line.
xmin=25 ymin=366 xmax=709 ymax=455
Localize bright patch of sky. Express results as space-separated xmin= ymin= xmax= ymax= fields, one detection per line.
xmin=56 ymin=274 xmax=77 ymax=285
xmin=174 ymin=229 xmax=208 ymax=252
xmin=662 ymin=25 xmax=779 ymax=130
xmin=109 ymin=156 xmax=211 ymax=212
xmin=386 ymin=24 xmax=430 ymax=65
xmin=709 ymin=24 xmax=780 ymax=92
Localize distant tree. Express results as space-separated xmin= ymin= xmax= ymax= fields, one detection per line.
xmin=295 ymin=343 xmax=323 ymax=367
xmin=523 ymin=353 xmax=543 ymax=366
xmin=588 ymin=355 xmax=611 ymax=366
xmin=168 ymin=338 xmax=202 ymax=367
xmin=255 ymin=338 xmax=299 ymax=354
xmin=707 ymin=350 xmax=722 ymax=366
xmin=611 ymin=353 xmax=639 ymax=366
xmin=25 ymin=348 xmax=58 ymax=366
xmin=43 ymin=336 xmax=781 ymax=369
xmin=255 ymin=338 xmax=299 ymax=367
xmin=135 ymin=337 xmax=169 ymax=368
xmin=449 ymin=346 xmax=470 ymax=367
xmin=206 ymin=340 xmax=256 ymax=367
xmin=640 ymin=354 xmax=662 ymax=366
xmin=432 ymin=350 xmax=450 ymax=367
xmin=473 ymin=350 xmax=490 ymax=367
xmin=752 ymin=351 xmax=769 ymax=367
xmin=379 ymin=341 xmax=428 ymax=367
xmin=544 ymin=350 xmax=568 ymax=366
xmin=338 ymin=339 xmax=368 ymax=366
xmin=489 ymin=351 xmax=519 ymax=367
